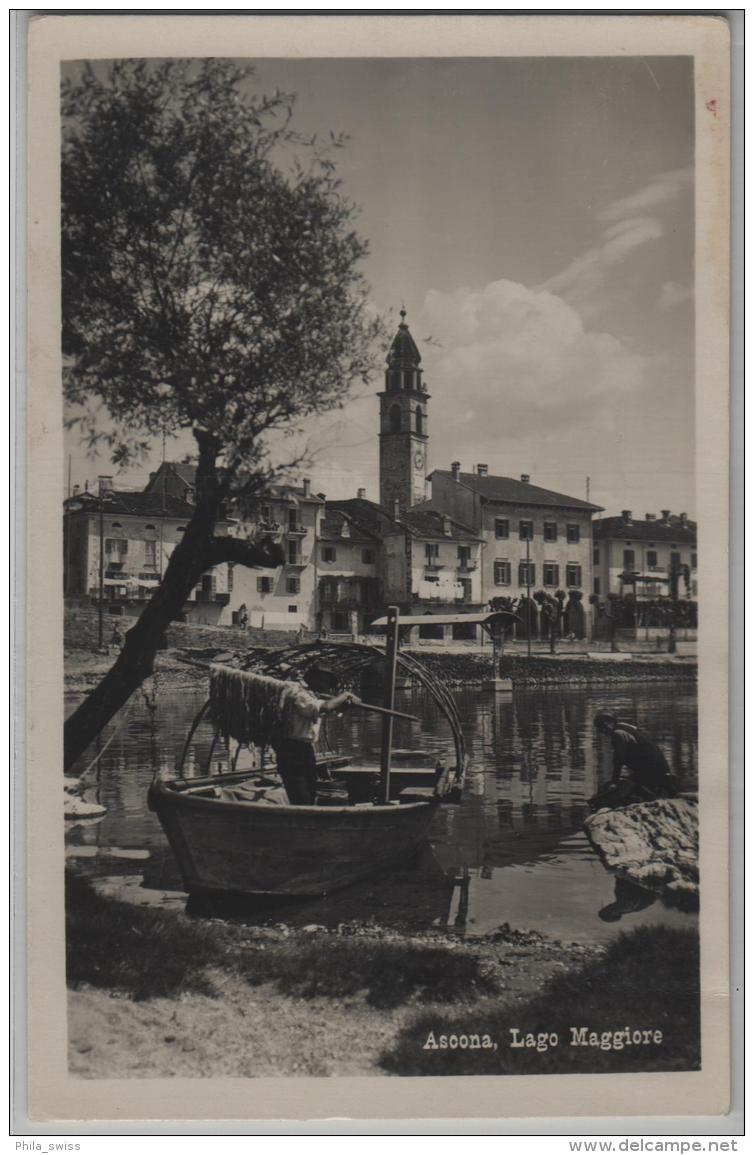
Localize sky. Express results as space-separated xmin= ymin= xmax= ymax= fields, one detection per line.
xmin=65 ymin=55 xmax=695 ymax=518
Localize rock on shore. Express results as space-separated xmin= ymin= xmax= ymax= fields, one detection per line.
xmin=584 ymin=797 xmax=698 ymax=908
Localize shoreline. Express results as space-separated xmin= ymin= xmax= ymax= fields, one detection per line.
xmin=66 ymin=870 xmax=700 ymax=1079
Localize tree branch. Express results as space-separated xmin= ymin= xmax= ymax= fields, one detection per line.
xmin=203 ymin=534 xmax=285 ymax=570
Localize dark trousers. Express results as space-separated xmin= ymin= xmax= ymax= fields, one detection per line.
xmin=276 ymin=739 xmax=318 ymax=805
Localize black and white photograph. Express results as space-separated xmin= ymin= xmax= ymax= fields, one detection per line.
xmin=21 ymin=13 xmax=731 ymax=1125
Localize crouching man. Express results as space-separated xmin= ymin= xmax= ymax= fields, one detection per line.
xmin=590 ymin=712 xmax=677 ymax=810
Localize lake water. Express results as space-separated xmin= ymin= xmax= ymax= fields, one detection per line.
xmin=66 ymin=680 xmax=698 ymax=944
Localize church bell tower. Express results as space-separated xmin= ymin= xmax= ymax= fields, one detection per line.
xmin=379 ymin=308 xmax=430 ymax=511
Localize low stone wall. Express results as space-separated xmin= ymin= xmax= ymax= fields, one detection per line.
xmin=409 ymin=650 xmax=697 ymax=688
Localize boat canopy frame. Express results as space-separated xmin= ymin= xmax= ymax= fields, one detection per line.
xmin=177 ymin=640 xmax=467 ymax=775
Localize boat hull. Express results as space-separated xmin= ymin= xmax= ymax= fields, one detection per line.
xmin=148 ymin=778 xmax=440 ymax=897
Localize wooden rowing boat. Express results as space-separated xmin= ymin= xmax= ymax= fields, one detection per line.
xmin=148 ymin=609 xmax=468 ymax=899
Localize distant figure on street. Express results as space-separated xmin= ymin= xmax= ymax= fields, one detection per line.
xmin=238 ymin=603 xmax=249 ymax=632
xmin=590 ymin=712 xmax=677 ymax=810
xmin=296 ymin=623 xmax=307 ymax=645
xmin=319 ymin=625 xmax=329 ymax=641
xmin=109 ymin=625 xmax=124 ymax=654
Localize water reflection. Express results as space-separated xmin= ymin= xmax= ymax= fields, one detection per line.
xmin=66 ymin=681 xmax=698 ymax=943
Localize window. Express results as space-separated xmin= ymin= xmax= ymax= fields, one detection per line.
xmin=144 ymin=524 xmax=156 ymax=531
xmin=261 ymin=505 xmax=272 ymax=522
xmin=593 ymin=577 xmax=601 ymax=595
xmin=519 ymin=520 xmax=534 ymax=541
xmin=544 ymin=521 xmax=557 ymax=542
xmin=105 ymin=538 xmax=128 ymax=555
xmin=543 ymin=562 xmax=559 ymax=587
xmin=691 ymin=552 xmax=697 ymax=570
xmin=457 ymin=545 xmax=471 ymax=565
xmin=257 ymin=576 xmax=272 ymax=594
xmin=566 ymin=524 xmax=580 ymax=544
xmin=646 ymin=550 xmax=658 ymax=568
xmin=670 ymin=551 xmax=681 ymax=570
xmin=332 ymin=610 xmax=350 ymax=631
xmin=322 ymin=546 xmax=336 ymax=563
xmin=287 ymin=508 xmax=298 ymax=530
xmin=361 ymin=548 xmax=375 ymax=565
xmin=143 ymin=539 xmax=157 ymax=567
xmin=494 ymin=560 xmax=511 ymax=586
xmin=201 ymin=574 xmax=216 ymax=594
xmin=418 ymin=622 xmax=444 ymax=640
xmin=286 ymin=577 xmax=300 ymax=594
xmin=494 ymin=518 xmax=509 ymax=540
xmin=593 ymin=547 xmax=600 ymax=565
xmin=415 ymin=406 xmax=424 ymax=434
xmin=389 ymin=404 xmax=401 ymax=433
xmin=111 ymin=522 xmax=122 ymax=529
xmin=458 ymin=578 xmax=472 ymax=601
xmin=566 ymin=563 xmax=582 ymax=588
xmin=287 ymin=605 xmax=298 ymax=614
xmin=227 ymin=563 xmax=234 ymax=592
xmin=518 ymin=561 xmax=535 ymax=586
xmin=623 ymin=549 xmax=635 ymax=569
xmin=452 ymin=622 xmax=476 ymax=641
xmin=425 ymin=542 xmax=439 ymax=562
xmin=287 ymin=541 xmax=299 ymax=565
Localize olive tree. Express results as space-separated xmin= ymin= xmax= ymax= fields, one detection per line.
xmin=63 ymin=60 xmax=382 ymax=770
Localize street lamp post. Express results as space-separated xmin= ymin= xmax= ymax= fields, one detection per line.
xmin=525 ymin=531 xmax=532 ymax=660
xmin=98 ymin=477 xmax=106 ymax=650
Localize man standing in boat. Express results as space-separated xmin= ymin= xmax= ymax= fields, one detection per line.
xmin=275 ymin=685 xmax=355 ymax=805
xmin=591 ymin=712 xmax=677 ymax=809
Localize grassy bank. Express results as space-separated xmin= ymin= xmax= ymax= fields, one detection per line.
xmin=66 ymin=872 xmax=700 ymax=1078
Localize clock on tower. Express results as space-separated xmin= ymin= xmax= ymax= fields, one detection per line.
xmin=378 ymin=308 xmax=430 ymax=512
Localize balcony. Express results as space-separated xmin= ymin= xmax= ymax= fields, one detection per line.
xmin=285 ymin=523 xmax=308 ymax=536
xmin=457 ymin=562 xmax=477 ymax=573
xmin=424 ymin=562 xmax=445 ymax=573
xmin=196 ymin=590 xmax=231 ymax=605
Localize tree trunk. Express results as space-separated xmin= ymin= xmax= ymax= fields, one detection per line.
xmin=64 ymin=433 xmax=283 ymax=772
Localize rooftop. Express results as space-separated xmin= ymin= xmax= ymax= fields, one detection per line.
xmin=386 ymin=308 xmax=422 ymax=370
xmin=430 ymin=469 xmax=603 ymax=512
xmin=64 ymin=489 xmax=205 ymax=521
xmin=593 ymin=514 xmax=696 ymax=543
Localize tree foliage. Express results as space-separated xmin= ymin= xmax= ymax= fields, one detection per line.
xmin=62 ymin=59 xmax=383 ymax=769
xmin=62 ymin=58 xmax=382 ymax=485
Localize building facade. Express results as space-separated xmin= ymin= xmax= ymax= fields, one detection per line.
xmin=593 ymin=510 xmax=697 ymax=600
xmin=230 ymin=480 xmax=324 ymax=631
xmin=317 ymin=501 xmax=382 ymax=635
xmin=427 ymin=465 xmax=602 ymax=620
xmin=63 ymin=475 xmax=234 ymax=623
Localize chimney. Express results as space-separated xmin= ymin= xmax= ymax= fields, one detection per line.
xmin=302 ymin=477 xmax=311 ymax=498
xmin=645 ymin=513 xmax=656 ymax=521
xmin=679 ymin=512 xmax=688 ymax=525
xmin=72 ymin=484 xmax=80 ymax=497
xmin=476 ymin=464 xmax=488 ymax=477
xmin=98 ymin=475 xmax=113 ymax=495
xmin=357 ymin=487 xmax=366 ymax=499
xmin=621 ymin=510 xmax=633 ymax=523
xmin=451 ymin=461 xmax=461 ymax=481
xmin=393 ymin=499 xmax=401 ymax=521
xmin=520 ymin=473 xmax=530 ymax=484
xmin=442 ymin=515 xmax=452 ymax=537
xmin=661 ymin=509 xmax=671 ymax=523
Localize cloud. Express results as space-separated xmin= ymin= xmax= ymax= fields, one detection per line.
xmin=659 ymin=280 xmax=694 ymax=310
xmin=420 ymin=279 xmax=649 ymax=450
xmin=597 ymin=168 xmax=693 ymax=223
xmin=538 ymin=168 xmax=692 ymax=309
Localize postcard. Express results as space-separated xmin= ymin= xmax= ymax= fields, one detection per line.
xmin=21 ymin=13 xmax=730 ymax=1127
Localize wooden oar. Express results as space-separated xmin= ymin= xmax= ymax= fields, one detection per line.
xmin=348 ymin=698 xmax=419 ymax=723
